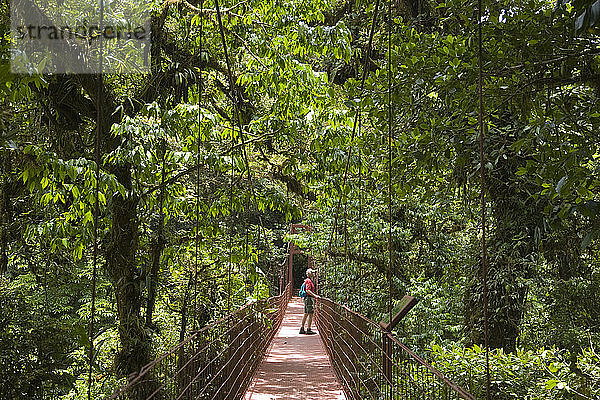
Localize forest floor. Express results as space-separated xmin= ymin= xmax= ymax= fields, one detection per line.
xmin=244 ymin=297 xmax=346 ymax=400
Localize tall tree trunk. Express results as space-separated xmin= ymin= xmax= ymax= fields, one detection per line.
xmin=105 ymin=166 xmax=149 ymax=375
xmin=145 ymin=234 xmax=164 ymax=328
xmin=464 ymin=154 xmax=537 ymax=352
xmin=146 ymin=139 xmax=166 ymax=327
xmin=0 ymin=174 xmax=8 ymax=276
xmin=80 ymin=74 xmax=151 ymax=377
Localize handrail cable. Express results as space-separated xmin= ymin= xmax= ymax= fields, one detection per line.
xmin=150 ymin=317 xmax=250 ymax=400
xmin=318 ymin=315 xmax=375 ymax=399
xmin=140 ymin=296 xmax=253 ymax=396
xmin=177 ymin=320 xmax=260 ymax=399
xmin=316 ymin=297 xmax=476 ymax=399
xmin=320 ymin=301 xmax=389 ymax=375
xmin=108 ymin=282 xmax=291 ymax=399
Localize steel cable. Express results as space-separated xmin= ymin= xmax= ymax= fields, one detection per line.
xmin=476 ymin=0 xmax=491 ymax=398
xmin=87 ymin=1 xmax=103 ymax=397
xmin=325 ymin=0 xmax=382 ymax=264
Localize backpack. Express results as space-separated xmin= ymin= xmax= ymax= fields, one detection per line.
xmin=299 ymin=282 xmax=307 ymax=298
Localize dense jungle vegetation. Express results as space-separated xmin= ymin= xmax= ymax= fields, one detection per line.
xmin=2 ymin=0 xmax=600 ymax=398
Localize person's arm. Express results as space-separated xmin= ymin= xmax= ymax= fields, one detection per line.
xmin=306 ymin=289 xmax=321 ymax=299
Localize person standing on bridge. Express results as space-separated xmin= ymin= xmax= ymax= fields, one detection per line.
xmin=300 ymin=268 xmax=320 ymax=335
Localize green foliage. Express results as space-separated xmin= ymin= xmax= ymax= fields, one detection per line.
xmin=0 ymin=277 xmax=78 ymax=399
xmin=3 ymin=0 xmax=600 ymax=396
xmin=431 ymin=344 xmax=599 ymax=399
xmin=556 ymin=0 xmax=600 ymax=33
xmin=397 ymin=275 xmax=466 ymax=352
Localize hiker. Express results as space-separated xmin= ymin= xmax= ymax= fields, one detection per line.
xmin=300 ymin=268 xmax=320 ymax=334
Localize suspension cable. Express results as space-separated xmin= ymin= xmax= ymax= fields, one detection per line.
xmin=87 ymin=1 xmax=104 ymax=397
xmin=227 ymin=152 xmax=233 ymax=313
xmin=44 ymin=117 xmax=50 ymax=312
xmin=214 ymin=0 xmax=273 ymax=299
xmin=325 ymin=0 xmax=382 ymax=284
xmin=194 ymin=0 xmax=205 ymax=331
xmin=343 ymin=200 xmax=348 ymax=302
xmin=387 ymin=0 xmax=393 ymax=325
xmin=477 ymin=0 xmax=491 ymax=398
xmin=213 ymin=0 xmax=238 ymax=313
xmin=244 ymin=175 xmax=250 ymax=296
xmin=357 ymin=114 xmax=364 ymax=312
xmin=146 ymin=134 xmax=167 ymax=326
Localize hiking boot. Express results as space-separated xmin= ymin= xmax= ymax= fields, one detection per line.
xmin=305 ymin=329 xmax=316 ymax=335
xmin=299 ymin=327 xmax=306 ymax=334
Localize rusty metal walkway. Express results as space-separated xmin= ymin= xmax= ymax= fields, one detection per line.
xmin=106 ymin=224 xmax=474 ymax=399
xmin=107 ymin=287 xmax=475 ymax=400
xmin=244 ymin=297 xmax=346 ymax=400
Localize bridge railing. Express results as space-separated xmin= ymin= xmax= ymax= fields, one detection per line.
xmin=316 ymin=298 xmax=475 ymax=400
xmin=108 ymin=282 xmax=292 ymax=400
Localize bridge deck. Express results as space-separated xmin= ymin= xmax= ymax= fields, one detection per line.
xmin=244 ymin=297 xmax=346 ymax=400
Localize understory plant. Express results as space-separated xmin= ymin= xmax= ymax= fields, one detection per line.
xmin=429 ymin=344 xmax=600 ymax=399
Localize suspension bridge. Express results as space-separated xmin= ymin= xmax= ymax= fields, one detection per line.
xmin=78 ymin=0 xmax=493 ymax=395
xmin=106 ymin=225 xmax=475 ymax=400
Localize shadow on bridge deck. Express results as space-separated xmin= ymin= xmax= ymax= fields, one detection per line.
xmin=244 ymin=297 xmax=346 ymax=400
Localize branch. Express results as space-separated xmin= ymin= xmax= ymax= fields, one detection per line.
xmin=328 ymin=248 xmax=385 ymax=269
xmin=485 ymin=73 xmax=600 ymax=120
xmin=139 ymin=131 xmax=278 ymax=200
xmin=497 ymin=48 xmax=600 ymax=74
xmin=228 ymin=29 xmax=267 ymax=69
xmin=163 ymin=0 xmax=249 ymax=14
xmin=531 ymin=73 xmax=600 ymax=88
xmin=271 ymin=168 xmax=317 ymax=201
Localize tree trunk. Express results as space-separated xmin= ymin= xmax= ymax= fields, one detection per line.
xmin=464 ymin=154 xmax=537 ymax=352
xmin=82 ymin=73 xmax=151 ymax=376
xmin=0 ymin=176 xmax=8 ymax=276
xmin=145 ymin=232 xmax=165 ymax=328
xmin=104 ymin=172 xmax=149 ymax=375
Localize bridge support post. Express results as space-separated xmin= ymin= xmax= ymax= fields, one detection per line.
xmin=379 ymin=295 xmax=418 ymax=391
xmin=288 ymin=250 xmax=293 ymax=287
xmin=382 ymin=333 xmax=392 ymax=385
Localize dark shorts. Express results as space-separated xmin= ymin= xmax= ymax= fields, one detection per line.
xmin=304 ymin=296 xmax=314 ymax=314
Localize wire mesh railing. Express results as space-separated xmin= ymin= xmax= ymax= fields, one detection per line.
xmin=108 ymin=282 xmax=292 ymax=400
xmin=316 ymin=298 xmax=475 ymax=400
